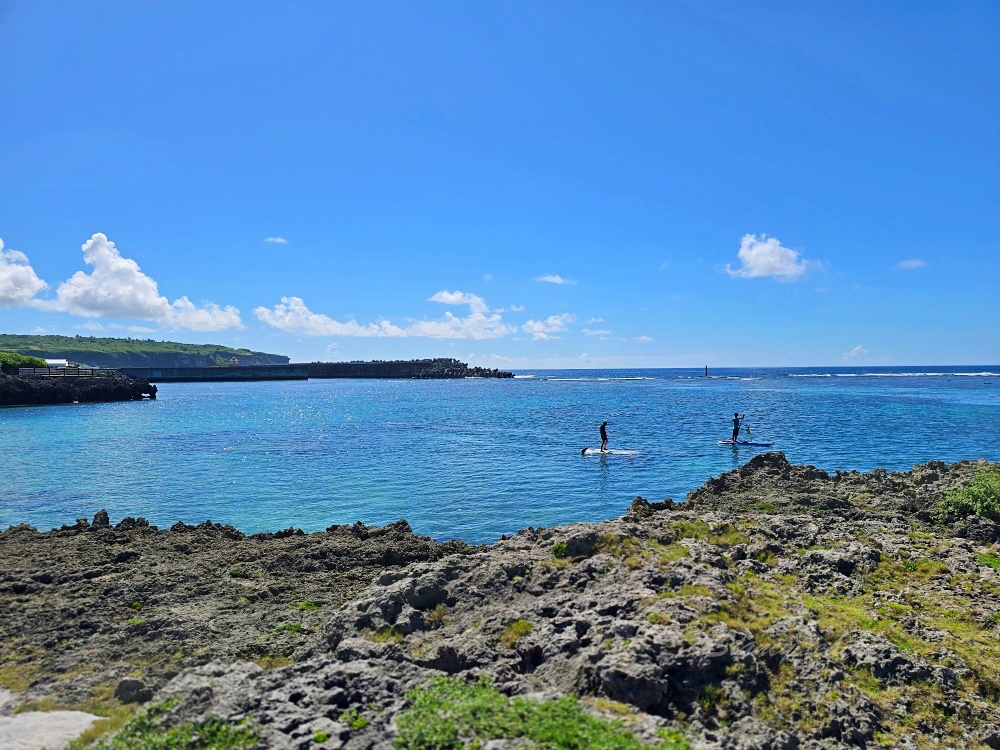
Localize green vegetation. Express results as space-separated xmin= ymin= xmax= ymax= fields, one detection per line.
xmin=939 ymin=467 xmax=1000 ymax=522
xmin=369 ymin=626 xmax=404 ymax=643
xmin=976 ymin=553 xmax=1000 ymax=569
xmin=0 ymin=352 xmax=47 ymax=373
xmin=552 ymin=541 xmax=569 ymax=559
xmin=0 ymin=334 xmax=287 ymax=369
xmin=83 ymin=699 xmax=257 ymax=749
xmin=339 ymin=707 xmax=370 ymax=730
xmin=297 ymin=600 xmax=319 ymax=610
xmin=130 ymin=601 xmax=143 ymax=612
xmin=393 ymin=676 xmax=688 ymax=750
xmin=274 ymin=622 xmax=302 ymax=634
xmin=253 ymin=655 xmax=291 ymax=671
xmin=423 ymin=604 xmax=449 ymax=629
xmin=500 ymin=619 xmax=533 ymax=648
xmin=126 ymin=618 xmax=145 ymax=626
xmin=314 ymin=730 xmax=330 ymax=743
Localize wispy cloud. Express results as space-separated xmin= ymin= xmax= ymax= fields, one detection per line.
xmin=632 ymin=335 xmax=653 ymax=342
xmin=522 ymin=313 xmax=575 ymax=340
xmin=726 ymin=234 xmax=821 ymax=282
xmin=583 ymin=328 xmax=612 ymax=336
xmin=264 ymin=236 xmax=288 ymax=244
xmin=0 ymin=238 xmax=48 ymax=308
xmin=843 ymin=345 xmax=867 ymax=360
xmin=587 ymin=317 xmax=604 ymax=323
xmin=897 ymin=258 xmax=926 ymax=270
xmin=483 ymin=273 xmax=493 ymax=282
xmin=536 ymin=274 xmax=575 ymax=285
xmin=53 ymin=233 xmax=242 ymax=331
xmin=509 ymin=304 xmax=525 ymax=312
xmin=255 ymin=291 xmax=515 ymax=340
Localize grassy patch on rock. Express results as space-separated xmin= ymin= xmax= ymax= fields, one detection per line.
xmin=394 ymin=676 xmax=688 ymax=750
xmin=938 ymin=466 xmax=1000 ymax=522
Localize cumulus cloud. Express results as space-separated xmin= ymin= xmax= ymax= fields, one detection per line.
xmin=843 ymin=345 xmax=867 ymax=360
xmin=726 ymin=234 xmax=819 ymax=281
xmin=54 ymin=234 xmax=242 ymax=330
xmin=536 ymin=274 xmax=575 ymax=285
xmin=429 ymin=290 xmax=488 ymax=314
xmin=264 ymin=236 xmax=288 ymax=244
xmin=0 ymin=239 xmax=48 ymax=307
xmin=583 ymin=328 xmax=612 ymax=336
xmin=254 ymin=297 xmax=406 ymax=337
xmin=897 ymin=259 xmax=926 ymax=270
xmin=522 ymin=313 xmax=575 ymax=340
xmin=509 ymin=304 xmax=525 ymax=312
xmin=254 ymin=291 xmax=514 ymax=340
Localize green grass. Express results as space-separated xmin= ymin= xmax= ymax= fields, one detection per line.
xmin=297 ymin=600 xmax=319 ymax=610
xmin=314 ymin=730 xmax=330 ymax=743
xmin=126 ymin=618 xmax=145 ymax=626
xmin=393 ymin=676 xmax=688 ymax=750
xmin=939 ymin=467 xmax=1000 ymax=522
xmin=976 ymin=553 xmax=1000 ymax=569
xmin=369 ymin=626 xmax=404 ymax=643
xmin=424 ymin=604 xmax=448 ymax=629
xmin=500 ymin=619 xmax=533 ymax=648
xmin=130 ymin=601 xmax=144 ymax=611
xmin=88 ymin=699 xmax=258 ymax=749
xmin=274 ymin=622 xmax=302 ymax=634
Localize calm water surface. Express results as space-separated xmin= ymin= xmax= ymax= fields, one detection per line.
xmin=2 ymin=367 xmax=998 ymax=543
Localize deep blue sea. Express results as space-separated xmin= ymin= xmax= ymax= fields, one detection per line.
xmin=2 ymin=367 xmax=998 ymax=543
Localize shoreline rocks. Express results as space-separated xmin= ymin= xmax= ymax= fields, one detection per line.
xmin=1 ymin=454 xmax=998 ymax=749
xmin=0 ymin=372 xmax=156 ymax=406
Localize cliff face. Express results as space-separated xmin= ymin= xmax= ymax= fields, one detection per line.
xmin=1 ymin=456 xmax=997 ymax=750
xmin=0 ymin=373 xmax=157 ymax=406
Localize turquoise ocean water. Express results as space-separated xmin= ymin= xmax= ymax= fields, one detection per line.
xmin=2 ymin=367 xmax=998 ymax=543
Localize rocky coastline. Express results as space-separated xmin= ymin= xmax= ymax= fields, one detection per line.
xmin=1 ymin=455 xmax=998 ymax=749
xmin=0 ymin=372 xmax=157 ymax=407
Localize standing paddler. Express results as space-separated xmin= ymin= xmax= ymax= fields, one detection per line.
xmin=731 ymin=412 xmax=745 ymax=443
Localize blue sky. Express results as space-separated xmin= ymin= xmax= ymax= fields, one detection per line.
xmin=1 ymin=1 xmax=997 ymax=367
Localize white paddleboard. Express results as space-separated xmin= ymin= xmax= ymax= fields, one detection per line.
xmin=581 ymin=448 xmax=640 ymax=456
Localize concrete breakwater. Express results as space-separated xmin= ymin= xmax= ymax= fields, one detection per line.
xmin=119 ymin=357 xmax=515 ymax=383
xmin=1 ymin=455 xmax=997 ymax=749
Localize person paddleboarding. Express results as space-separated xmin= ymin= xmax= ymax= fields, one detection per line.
xmin=600 ymin=420 xmax=609 ymax=452
xmin=731 ymin=413 xmax=745 ymax=443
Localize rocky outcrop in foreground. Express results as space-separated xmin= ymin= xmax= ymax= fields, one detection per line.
xmin=1 ymin=455 xmax=998 ymax=749
xmin=0 ymin=372 xmax=156 ymax=406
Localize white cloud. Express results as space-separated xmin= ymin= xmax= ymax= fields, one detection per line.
xmin=726 ymin=234 xmax=819 ymax=281
xmin=254 ymin=297 xmax=406 ymax=337
xmin=536 ymin=274 xmax=576 ymax=285
xmin=843 ymin=345 xmax=867 ymax=360
xmin=509 ymin=304 xmax=525 ymax=312
xmin=897 ymin=258 xmax=926 ymax=270
xmin=255 ymin=292 xmax=514 ymax=340
xmin=633 ymin=335 xmax=653 ymax=342
xmin=586 ymin=317 xmax=604 ymax=323
xmin=429 ymin=290 xmax=488 ymax=314
xmin=0 ymin=239 xmax=48 ymax=307
xmin=264 ymin=236 xmax=288 ymax=244
xmin=326 ymin=342 xmax=339 ymax=356
xmin=55 ymin=233 xmax=242 ymax=330
xmin=522 ymin=313 xmax=575 ymax=340
xmin=583 ymin=328 xmax=612 ymax=336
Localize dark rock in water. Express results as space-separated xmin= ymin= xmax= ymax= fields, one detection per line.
xmin=0 ymin=371 xmax=156 ymax=406
xmin=113 ymin=678 xmax=152 ymax=704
